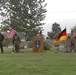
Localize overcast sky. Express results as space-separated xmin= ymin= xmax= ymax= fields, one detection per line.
xmin=43 ymin=0 xmax=76 ymax=36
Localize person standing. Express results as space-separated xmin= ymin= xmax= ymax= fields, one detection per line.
xmin=36 ymin=30 xmax=45 ymax=52
xmin=65 ymin=36 xmax=71 ymax=53
xmin=12 ymin=33 xmax=21 ymax=53
xmin=69 ymin=30 xmax=75 ymax=52
xmin=74 ymin=36 xmax=76 ymax=52
xmin=0 ymin=33 xmax=4 ymax=53
xmin=36 ymin=31 xmax=44 ymax=38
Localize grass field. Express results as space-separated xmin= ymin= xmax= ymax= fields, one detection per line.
xmin=0 ymin=48 xmax=76 ymax=75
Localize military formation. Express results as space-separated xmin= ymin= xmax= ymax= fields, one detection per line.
xmin=0 ymin=30 xmax=76 ymax=53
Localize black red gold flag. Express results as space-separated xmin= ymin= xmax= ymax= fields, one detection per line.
xmin=54 ymin=28 xmax=67 ymax=43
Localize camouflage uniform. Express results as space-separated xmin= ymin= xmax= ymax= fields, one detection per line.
xmin=74 ymin=36 xmax=76 ymax=52
xmin=69 ymin=31 xmax=75 ymax=52
xmin=36 ymin=31 xmax=44 ymax=38
xmin=0 ymin=33 xmax=4 ymax=53
xmin=54 ymin=42 xmax=59 ymax=53
xmin=13 ymin=33 xmax=21 ymax=53
xmin=65 ymin=36 xmax=71 ymax=52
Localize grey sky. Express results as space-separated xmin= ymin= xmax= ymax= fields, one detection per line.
xmin=43 ymin=0 xmax=76 ymax=36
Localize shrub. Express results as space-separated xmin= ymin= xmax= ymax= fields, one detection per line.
xmin=27 ymin=41 xmax=32 ymax=48
xmin=44 ymin=41 xmax=51 ymax=50
xmin=27 ymin=40 xmax=52 ymax=50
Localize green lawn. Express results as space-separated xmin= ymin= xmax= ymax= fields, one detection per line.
xmin=0 ymin=48 xmax=76 ymax=75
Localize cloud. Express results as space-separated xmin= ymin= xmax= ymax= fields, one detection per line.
xmin=43 ymin=19 xmax=76 ymax=36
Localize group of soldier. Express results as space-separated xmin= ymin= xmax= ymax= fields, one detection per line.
xmin=0 ymin=30 xmax=43 ymax=53
xmin=1 ymin=30 xmax=76 ymax=53
xmin=0 ymin=32 xmax=21 ymax=53
xmin=54 ymin=30 xmax=76 ymax=53
xmin=11 ymin=30 xmax=76 ymax=53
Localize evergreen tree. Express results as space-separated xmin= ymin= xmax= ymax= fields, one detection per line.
xmin=48 ymin=22 xmax=61 ymax=39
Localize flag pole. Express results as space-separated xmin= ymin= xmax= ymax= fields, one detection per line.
xmin=64 ymin=27 xmax=67 ymax=51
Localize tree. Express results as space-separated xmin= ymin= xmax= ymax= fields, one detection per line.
xmin=47 ymin=22 xmax=61 ymax=39
xmin=71 ymin=25 xmax=76 ymax=34
xmin=0 ymin=0 xmax=47 ymax=40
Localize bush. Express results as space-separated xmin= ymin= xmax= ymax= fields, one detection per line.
xmin=27 ymin=41 xmax=32 ymax=48
xmin=44 ymin=41 xmax=51 ymax=50
xmin=27 ymin=40 xmax=52 ymax=50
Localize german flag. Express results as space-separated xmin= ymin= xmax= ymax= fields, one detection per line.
xmin=54 ymin=28 xmax=67 ymax=43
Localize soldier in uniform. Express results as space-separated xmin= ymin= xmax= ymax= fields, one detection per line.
xmin=12 ymin=33 xmax=21 ymax=53
xmin=65 ymin=36 xmax=71 ymax=52
xmin=36 ymin=31 xmax=44 ymax=38
xmin=69 ymin=30 xmax=75 ymax=52
xmin=54 ymin=42 xmax=59 ymax=53
xmin=36 ymin=30 xmax=45 ymax=52
xmin=0 ymin=33 xmax=4 ymax=53
xmin=74 ymin=36 xmax=76 ymax=52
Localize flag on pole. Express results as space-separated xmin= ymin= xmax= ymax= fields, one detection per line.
xmin=6 ymin=28 xmax=15 ymax=38
xmin=54 ymin=28 xmax=67 ymax=43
